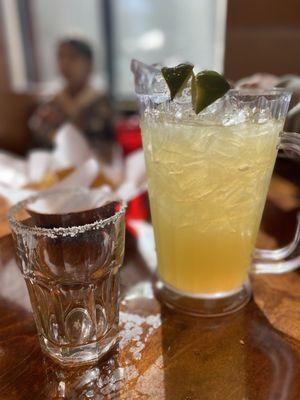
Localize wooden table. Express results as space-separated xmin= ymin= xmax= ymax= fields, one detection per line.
xmin=1 ymin=158 xmax=300 ymax=400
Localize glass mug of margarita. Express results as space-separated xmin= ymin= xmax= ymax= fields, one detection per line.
xmin=132 ymin=60 xmax=300 ymax=316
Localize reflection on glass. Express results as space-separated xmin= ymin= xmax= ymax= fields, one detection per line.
xmin=44 ymin=352 xmax=120 ymax=399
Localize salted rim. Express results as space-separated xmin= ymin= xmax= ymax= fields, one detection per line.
xmin=7 ymin=187 xmax=127 ymax=237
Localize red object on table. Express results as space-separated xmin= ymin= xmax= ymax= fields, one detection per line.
xmin=126 ymin=193 xmax=149 ymax=236
xmin=116 ymin=115 xmax=148 ymax=232
xmin=115 ymin=116 xmax=142 ymax=155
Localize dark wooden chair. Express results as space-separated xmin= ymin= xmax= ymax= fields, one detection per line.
xmin=0 ymin=91 xmax=37 ymax=155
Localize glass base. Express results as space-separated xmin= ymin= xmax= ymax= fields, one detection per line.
xmin=154 ymin=278 xmax=251 ymax=317
xmin=39 ymin=327 xmax=118 ymax=366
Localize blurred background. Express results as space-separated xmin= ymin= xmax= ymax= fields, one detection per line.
xmin=0 ymin=0 xmax=299 ymax=154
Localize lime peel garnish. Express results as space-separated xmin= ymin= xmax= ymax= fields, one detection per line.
xmin=161 ymin=63 xmax=194 ymax=100
xmin=161 ymin=63 xmax=230 ymax=114
xmin=191 ymin=70 xmax=231 ymax=114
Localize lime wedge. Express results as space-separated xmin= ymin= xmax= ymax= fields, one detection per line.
xmin=191 ymin=70 xmax=230 ymax=114
xmin=161 ymin=63 xmax=194 ymax=100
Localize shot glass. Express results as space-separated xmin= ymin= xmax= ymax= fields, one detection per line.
xmin=8 ymin=188 xmax=126 ymax=365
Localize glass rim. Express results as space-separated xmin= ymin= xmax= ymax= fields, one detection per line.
xmin=7 ymin=187 xmax=127 ymax=237
xmin=226 ymin=87 xmax=292 ymax=97
xmin=136 ymin=87 xmax=292 ymax=99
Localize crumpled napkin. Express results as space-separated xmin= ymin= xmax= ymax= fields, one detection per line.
xmin=28 ymin=185 xmax=113 ymax=215
xmin=51 ymin=123 xmax=94 ymax=170
xmin=0 ymin=123 xmax=95 ymax=189
xmin=0 ymin=122 xmax=146 ymax=209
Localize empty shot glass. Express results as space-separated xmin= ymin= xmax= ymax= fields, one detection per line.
xmin=8 ymin=188 xmax=126 ymax=365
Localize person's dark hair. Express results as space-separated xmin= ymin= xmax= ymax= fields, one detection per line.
xmin=59 ymin=37 xmax=94 ymax=63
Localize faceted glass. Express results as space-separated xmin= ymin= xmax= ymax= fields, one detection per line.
xmin=132 ymin=60 xmax=300 ymax=316
xmin=8 ymin=189 xmax=126 ymax=365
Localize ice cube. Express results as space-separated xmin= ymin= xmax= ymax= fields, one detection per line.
xmin=152 ymin=72 xmax=168 ymax=94
xmin=173 ymin=79 xmax=192 ymax=104
xmin=151 ymin=71 xmax=170 ymax=102
xmin=130 ymin=59 xmax=160 ymax=96
xmin=222 ymin=109 xmax=247 ymax=126
xmin=255 ymin=96 xmax=272 ymax=124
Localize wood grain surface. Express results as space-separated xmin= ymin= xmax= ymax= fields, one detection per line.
xmin=0 ymin=158 xmax=300 ymax=400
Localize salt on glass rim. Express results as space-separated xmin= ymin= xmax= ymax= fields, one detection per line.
xmin=7 ymin=187 xmax=127 ymax=238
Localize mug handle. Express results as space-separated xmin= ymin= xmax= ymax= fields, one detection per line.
xmin=252 ymin=131 xmax=300 ymax=274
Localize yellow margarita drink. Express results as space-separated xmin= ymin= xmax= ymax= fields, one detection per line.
xmin=141 ymin=117 xmax=283 ymax=295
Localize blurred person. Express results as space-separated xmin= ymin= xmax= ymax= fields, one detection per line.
xmin=30 ymin=37 xmax=114 ymax=149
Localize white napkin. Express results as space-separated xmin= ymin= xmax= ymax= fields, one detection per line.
xmin=29 ymin=186 xmax=113 ymax=214
xmin=0 ymin=184 xmax=35 ymax=204
xmin=52 ymin=123 xmax=93 ymax=170
xmin=51 ymin=158 xmax=100 ymax=190
xmin=116 ymin=149 xmax=147 ymax=201
xmin=0 ymin=152 xmax=28 ymax=188
xmin=0 ymin=124 xmax=147 ymax=208
xmin=124 ymin=149 xmax=146 ymax=187
xmin=27 ymin=150 xmax=52 ymax=182
xmin=0 ymin=123 xmax=93 ymax=190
